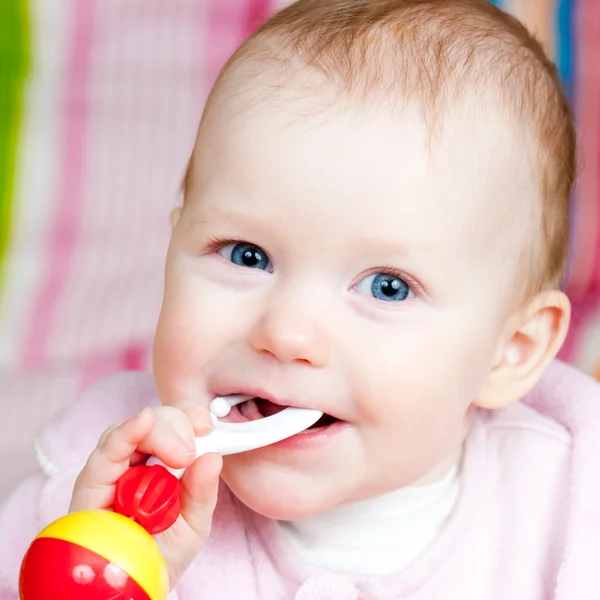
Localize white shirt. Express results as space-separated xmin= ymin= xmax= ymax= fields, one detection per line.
xmin=279 ymin=465 xmax=460 ymax=575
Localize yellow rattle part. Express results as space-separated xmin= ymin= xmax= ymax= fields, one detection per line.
xmin=38 ymin=510 xmax=168 ymax=600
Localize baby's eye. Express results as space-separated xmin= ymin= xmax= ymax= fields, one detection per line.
xmin=354 ymin=272 xmax=414 ymax=302
xmin=217 ymin=242 xmax=272 ymax=271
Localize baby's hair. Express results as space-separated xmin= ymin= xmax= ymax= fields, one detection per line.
xmin=187 ymin=0 xmax=576 ymax=294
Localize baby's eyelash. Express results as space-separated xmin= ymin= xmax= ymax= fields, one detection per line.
xmin=203 ymin=236 xmax=240 ymax=254
xmin=376 ymin=267 xmax=424 ymax=297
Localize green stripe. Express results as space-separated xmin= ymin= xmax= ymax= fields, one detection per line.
xmin=0 ymin=0 xmax=30 ymax=284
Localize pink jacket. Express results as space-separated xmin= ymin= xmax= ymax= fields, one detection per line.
xmin=1 ymin=360 xmax=599 ymax=600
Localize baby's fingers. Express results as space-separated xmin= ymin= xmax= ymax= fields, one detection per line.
xmin=133 ymin=405 xmax=199 ymax=469
xmin=179 ymin=453 xmax=222 ymax=542
xmin=157 ymin=453 xmax=222 ymax=584
xmin=70 ymin=408 xmax=155 ymax=512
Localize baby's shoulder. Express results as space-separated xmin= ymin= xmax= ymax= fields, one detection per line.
xmin=478 ymin=359 xmax=600 ymax=494
xmin=486 ymin=359 xmax=600 ymax=447
xmin=485 ymin=400 xmax=572 ymax=449
xmin=472 ymin=362 xmax=600 ymax=597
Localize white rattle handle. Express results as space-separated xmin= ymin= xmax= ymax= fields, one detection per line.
xmin=146 ymin=395 xmax=323 ymax=477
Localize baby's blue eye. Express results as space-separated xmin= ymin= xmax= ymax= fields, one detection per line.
xmin=218 ymin=242 xmax=272 ymax=271
xmin=354 ymin=273 xmax=414 ymax=302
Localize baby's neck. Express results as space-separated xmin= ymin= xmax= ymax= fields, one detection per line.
xmin=278 ymin=463 xmax=460 ymax=575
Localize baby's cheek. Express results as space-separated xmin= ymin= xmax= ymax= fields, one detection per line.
xmin=153 ymin=304 xmax=209 ymax=405
xmin=354 ymin=338 xmax=475 ymax=442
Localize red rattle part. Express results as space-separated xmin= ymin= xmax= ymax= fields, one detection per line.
xmin=19 ymin=510 xmax=169 ymax=600
xmin=114 ymin=464 xmax=182 ymax=535
xmin=20 ymin=537 xmax=151 ymax=600
xmin=18 ymin=465 xmax=178 ymax=599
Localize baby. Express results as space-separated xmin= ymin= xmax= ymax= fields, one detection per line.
xmin=2 ymin=0 xmax=599 ymax=598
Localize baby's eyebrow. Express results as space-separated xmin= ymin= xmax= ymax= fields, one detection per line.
xmin=188 ymin=211 xmax=435 ymax=257
xmin=187 ymin=209 xmax=271 ymax=234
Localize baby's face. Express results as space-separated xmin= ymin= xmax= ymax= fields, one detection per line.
xmin=154 ymin=82 xmax=536 ymax=519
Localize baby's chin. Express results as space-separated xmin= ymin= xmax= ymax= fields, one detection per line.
xmin=220 ymin=460 xmax=345 ymax=521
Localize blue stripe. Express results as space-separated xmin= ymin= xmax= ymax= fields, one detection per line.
xmin=556 ymin=0 xmax=575 ymax=101
xmin=553 ymin=0 xmax=577 ymax=276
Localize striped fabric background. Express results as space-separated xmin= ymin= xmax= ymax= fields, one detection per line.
xmin=0 ymin=0 xmax=275 ymax=494
xmin=0 ymin=0 xmax=597 ymax=494
xmin=491 ymin=0 xmax=600 ymax=376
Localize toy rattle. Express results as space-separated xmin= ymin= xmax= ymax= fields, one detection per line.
xmin=19 ymin=396 xmax=322 ymax=600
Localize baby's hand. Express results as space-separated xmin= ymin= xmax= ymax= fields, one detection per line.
xmin=70 ymin=405 xmax=222 ymax=587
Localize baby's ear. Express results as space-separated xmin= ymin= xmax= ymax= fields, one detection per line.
xmin=475 ymin=290 xmax=571 ymax=410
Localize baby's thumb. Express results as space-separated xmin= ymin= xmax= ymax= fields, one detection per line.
xmin=156 ymin=453 xmax=222 ymax=588
xmin=179 ymin=452 xmax=223 ymax=542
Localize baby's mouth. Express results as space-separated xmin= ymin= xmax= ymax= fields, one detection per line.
xmin=226 ymin=397 xmax=339 ymax=429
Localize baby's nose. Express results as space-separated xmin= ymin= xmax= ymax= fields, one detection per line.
xmin=249 ymin=300 xmax=330 ymax=367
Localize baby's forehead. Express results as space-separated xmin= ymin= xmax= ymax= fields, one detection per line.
xmin=195 ymin=73 xmax=538 ymax=281
xmin=203 ymin=60 xmax=534 ymax=185
xmin=207 ymin=29 xmax=540 ymax=163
